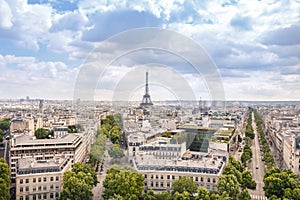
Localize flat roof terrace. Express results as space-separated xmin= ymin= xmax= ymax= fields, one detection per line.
xmin=12 ymin=134 xmax=81 ymax=148
xmin=134 ymin=153 xmax=225 ymax=175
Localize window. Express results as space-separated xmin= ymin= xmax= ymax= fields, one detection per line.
xmin=56 ymin=176 xmax=59 ymax=181
xmin=167 ymin=182 xmax=170 ymax=187
xmin=144 ymin=174 xmax=147 ymax=179
xmin=43 ymin=186 xmax=47 ymax=191
xmin=56 ymin=185 xmax=60 ymax=189
xmin=20 ymin=197 xmax=23 ymax=200
xmin=50 ymin=193 xmax=54 ymax=199
xmin=33 ymin=195 xmax=37 ymax=200
xmin=201 ymin=177 xmax=203 ymax=182
xmin=43 ymin=193 xmax=47 ymax=199
xmin=56 ymin=193 xmax=59 ymax=198
xmin=25 ymin=196 xmax=29 ymax=200
xmin=50 ymin=185 xmax=54 ymax=189
xmin=33 ymin=178 xmax=36 ymax=183
xmin=33 ymin=187 xmax=36 ymax=192
xmin=213 ymin=178 xmax=216 ymax=183
xmin=172 ymin=175 xmax=175 ymax=180
xmin=160 ymin=182 xmax=164 ymax=187
xmin=25 ymin=179 xmax=29 ymax=184
xmin=20 ymin=187 xmax=23 ymax=192
xmin=44 ymin=177 xmax=47 ymax=182
xmin=167 ymin=175 xmax=170 ymax=179
xmin=156 ymin=175 xmax=158 ymax=179
xmin=25 ymin=186 xmax=29 ymax=192
xmin=20 ymin=179 xmax=23 ymax=184
xmin=51 ymin=177 xmax=54 ymax=181
xmin=161 ymin=175 xmax=163 ymax=179
xmin=144 ymin=182 xmax=147 ymax=186
xmin=38 ymin=186 xmax=42 ymax=191
xmin=207 ymin=178 xmax=210 ymax=183
xmin=38 ymin=178 xmax=41 ymax=182
xmin=155 ymin=182 xmax=158 ymax=187
xmin=195 ymin=177 xmax=199 ymax=181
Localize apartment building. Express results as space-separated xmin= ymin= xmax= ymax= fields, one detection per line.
xmin=10 ymin=118 xmax=35 ymax=136
xmin=10 ymin=133 xmax=86 ymax=183
xmin=132 ymin=135 xmax=227 ymax=192
xmin=15 ymin=156 xmax=72 ymax=200
xmin=134 ymin=150 xmax=227 ymax=192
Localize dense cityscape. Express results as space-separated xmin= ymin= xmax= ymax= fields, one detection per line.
xmin=1 ymin=1 xmax=300 ymax=200
xmin=0 ymin=77 xmax=300 ymax=200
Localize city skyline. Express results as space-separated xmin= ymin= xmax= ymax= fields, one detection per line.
xmin=0 ymin=0 xmax=300 ymax=101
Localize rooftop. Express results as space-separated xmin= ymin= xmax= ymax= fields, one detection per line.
xmin=17 ymin=156 xmax=71 ymax=175
xmin=13 ymin=133 xmax=81 ymax=147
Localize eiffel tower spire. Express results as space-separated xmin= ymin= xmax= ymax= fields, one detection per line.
xmin=140 ymin=71 xmax=153 ymax=107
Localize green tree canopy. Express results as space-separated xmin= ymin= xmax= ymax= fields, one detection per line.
xmin=35 ymin=128 xmax=51 ymax=139
xmin=0 ymin=158 xmax=10 ymax=200
xmin=239 ymin=189 xmax=251 ymax=200
xmin=0 ymin=129 xmax=3 ymax=142
xmin=103 ymin=165 xmax=144 ymax=200
xmin=217 ymin=174 xmax=240 ymax=199
xmin=241 ymin=170 xmax=256 ymax=189
xmin=196 ymin=187 xmax=210 ymax=200
xmin=263 ymin=168 xmax=300 ymax=199
xmin=108 ymin=144 xmax=124 ymax=161
xmin=222 ymin=164 xmax=242 ymax=184
xmin=172 ymin=176 xmax=198 ymax=195
xmin=60 ymin=163 xmax=97 ymax=200
xmin=0 ymin=119 xmax=10 ymax=131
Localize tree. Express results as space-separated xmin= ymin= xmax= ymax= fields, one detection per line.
xmin=0 ymin=119 xmax=10 ymax=131
xmin=35 ymin=128 xmax=50 ymax=139
xmin=172 ymin=191 xmax=190 ymax=200
xmin=144 ymin=190 xmax=157 ymax=200
xmin=228 ymin=155 xmax=244 ymax=172
xmin=0 ymin=158 xmax=9 ymax=200
xmin=108 ymin=144 xmax=124 ymax=161
xmin=196 ymin=187 xmax=210 ymax=200
xmin=60 ymin=176 xmax=93 ymax=200
xmin=284 ymin=188 xmax=300 ymax=199
xmin=153 ymin=191 xmax=171 ymax=200
xmin=0 ymin=129 xmax=3 ymax=143
xmin=90 ymin=133 xmax=106 ymax=166
xmin=222 ymin=164 xmax=242 ymax=183
xmin=241 ymin=170 xmax=256 ymax=189
xmin=103 ymin=165 xmax=144 ymax=200
xmin=263 ymin=168 xmax=300 ymax=199
xmin=172 ymin=176 xmax=198 ymax=195
xmin=60 ymin=163 xmax=97 ymax=200
xmin=239 ymin=189 xmax=251 ymax=200
xmin=217 ymin=174 xmax=240 ymax=199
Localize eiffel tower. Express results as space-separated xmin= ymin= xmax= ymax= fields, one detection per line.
xmin=140 ymin=71 xmax=153 ymax=107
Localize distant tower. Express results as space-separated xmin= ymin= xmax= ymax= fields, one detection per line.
xmin=140 ymin=71 xmax=153 ymax=107
xmin=39 ymin=99 xmax=44 ymax=113
xmin=199 ymin=97 xmax=203 ymax=113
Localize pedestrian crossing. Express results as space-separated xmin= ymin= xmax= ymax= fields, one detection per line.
xmin=250 ymin=195 xmax=268 ymax=200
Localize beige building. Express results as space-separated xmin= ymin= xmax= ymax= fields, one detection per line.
xmin=10 ymin=134 xmax=86 ymax=182
xmin=10 ymin=118 xmax=35 ymax=136
xmin=15 ymin=156 xmax=72 ymax=200
xmin=133 ymin=136 xmax=227 ymax=192
xmin=282 ymin=131 xmax=300 ymax=177
xmin=134 ymin=150 xmax=226 ymax=192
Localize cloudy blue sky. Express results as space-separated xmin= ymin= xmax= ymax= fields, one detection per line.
xmin=0 ymin=0 xmax=299 ymax=101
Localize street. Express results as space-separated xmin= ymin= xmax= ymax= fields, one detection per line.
xmin=249 ymin=112 xmax=267 ymax=200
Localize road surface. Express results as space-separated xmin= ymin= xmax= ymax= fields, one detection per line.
xmin=249 ymin=112 xmax=267 ymax=200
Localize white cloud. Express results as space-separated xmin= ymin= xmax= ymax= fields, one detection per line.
xmin=0 ymin=0 xmax=13 ymax=29
xmin=1 ymin=0 xmax=300 ymax=100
